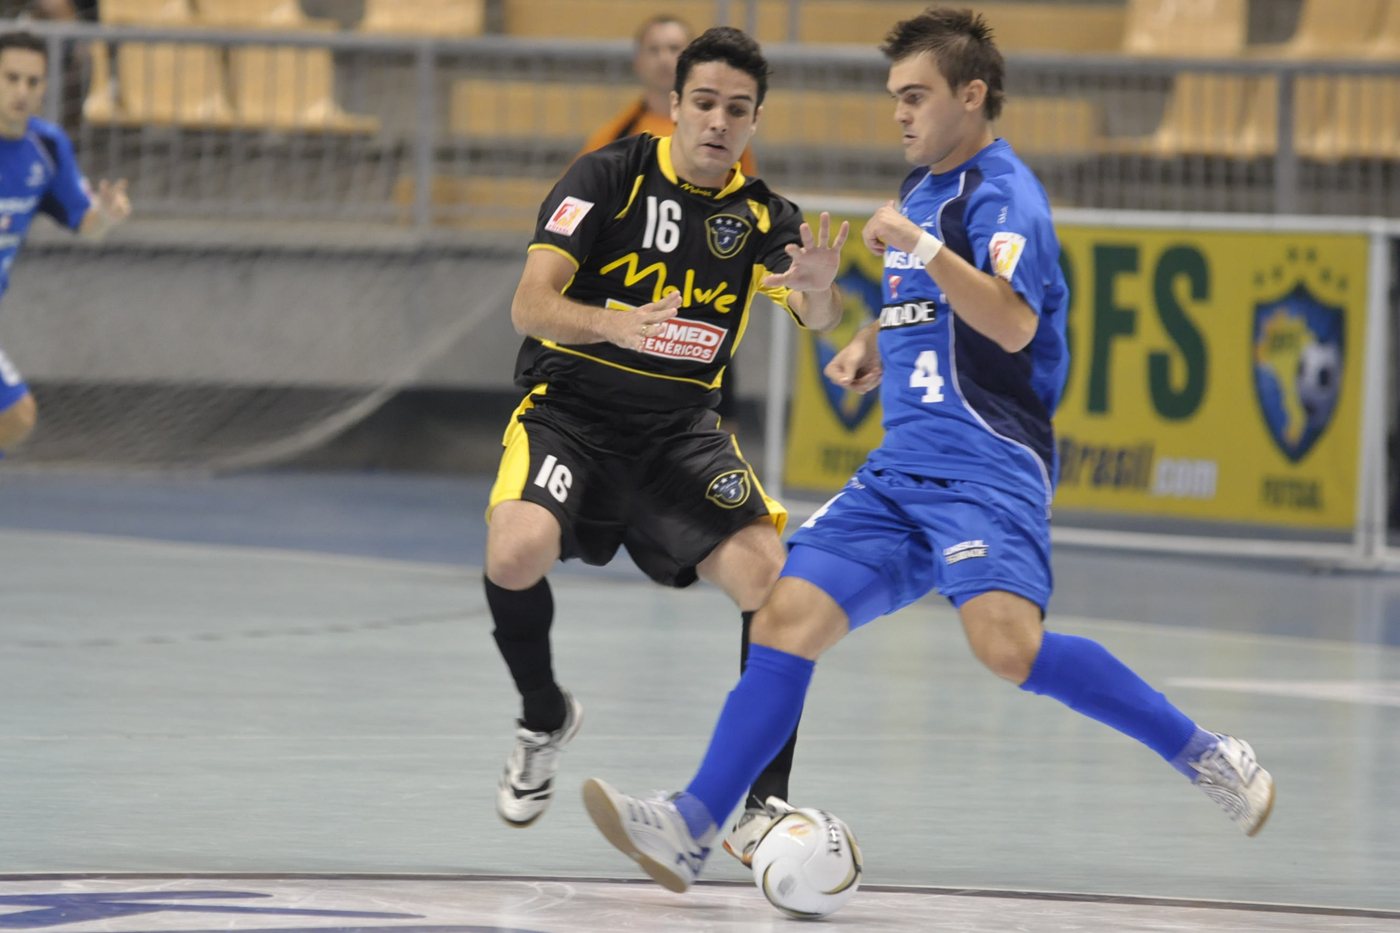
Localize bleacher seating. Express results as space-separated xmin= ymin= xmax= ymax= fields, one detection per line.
xmin=500 ymin=0 xmax=1124 ymax=51
xmin=1122 ymin=0 xmax=1247 ymax=57
xmin=194 ymin=0 xmax=337 ymax=30
xmin=392 ymin=174 xmax=553 ymax=230
xmin=360 ymin=0 xmax=485 ymax=36
xmin=1255 ymin=0 xmax=1387 ymax=58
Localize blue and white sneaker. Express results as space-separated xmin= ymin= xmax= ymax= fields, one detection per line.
xmin=582 ymin=778 xmax=715 ymax=893
xmin=1190 ymin=734 xmax=1275 ymax=836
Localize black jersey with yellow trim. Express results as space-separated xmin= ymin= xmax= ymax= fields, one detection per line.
xmin=518 ymin=133 xmax=806 ymax=413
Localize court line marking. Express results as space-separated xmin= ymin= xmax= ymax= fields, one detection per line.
xmin=0 ymin=873 xmax=1395 ymax=920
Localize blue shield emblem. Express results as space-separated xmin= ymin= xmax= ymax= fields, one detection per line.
xmin=812 ymin=265 xmax=882 ymax=431
xmin=1252 ymin=282 xmax=1345 ymax=463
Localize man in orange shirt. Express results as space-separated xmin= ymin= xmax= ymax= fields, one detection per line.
xmin=580 ymin=15 xmax=758 ymax=175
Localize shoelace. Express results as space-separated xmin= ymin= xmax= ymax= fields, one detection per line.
xmin=1195 ymin=742 xmax=1256 ymax=788
xmin=513 ymin=735 xmax=561 ymax=787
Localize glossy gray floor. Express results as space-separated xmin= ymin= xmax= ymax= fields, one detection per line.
xmin=1 ymin=473 xmax=1399 ymax=932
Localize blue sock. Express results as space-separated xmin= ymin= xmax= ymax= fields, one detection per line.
xmin=1168 ymin=727 xmax=1221 ymax=780
xmin=1021 ymin=632 xmax=1198 ymax=765
xmin=682 ymin=644 xmax=814 ymax=836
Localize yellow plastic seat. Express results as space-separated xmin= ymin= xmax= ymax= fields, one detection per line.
xmin=759 ymin=89 xmax=900 ymax=148
xmin=1107 ymin=73 xmax=1271 ymax=157
xmin=194 ymin=0 xmax=337 ymax=29
xmin=994 ymin=97 xmax=1104 ymax=155
xmin=229 ymin=46 xmax=379 ymax=132
xmin=392 ymin=175 xmax=554 ymax=230
xmin=1301 ymin=77 xmax=1400 ymax=159
xmin=1122 ymin=0 xmax=1247 ymax=56
xmin=1254 ymin=0 xmax=1387 ymax=58
xmin=115 ymin=41 xmax=235 ymax=126
xmin=99 ymin=0 xmax=194 ymax=23
xmin=360 ymin=0 xmax=484 ymax=36
xmin=450 ymin=80 xmax=638 ymax=139
xmin=1365 ymin=1 xmax=1400 ymax=58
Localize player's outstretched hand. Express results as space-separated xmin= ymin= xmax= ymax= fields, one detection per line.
xmin=825 ymin=328 xmax=883 ymax=394
xmin=861 ymin=200 xmax=922 ymax=256
xmin=605 ymin=290 xmax=682 ymax=351
xmin=762 ymin=212 xmax=849 ymax=292
xmin=95 ymin=179 xmax=132 ymax=226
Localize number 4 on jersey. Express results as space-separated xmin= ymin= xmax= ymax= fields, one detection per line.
xmin=910 ymin=350 xmax=945 ymax=403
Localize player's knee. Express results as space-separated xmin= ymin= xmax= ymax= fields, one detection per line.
xmin=0 ymin=393 xmax=37 ymax=450
xmin=749 ymin=578 xmax=845 ymax=660
xmin=971 ymin=636 xmax=1038 ymax=684
xmin=486 ymin=501 xmax=561 ymax=589
xmin=961 ymin=594 xmax=1043 ymax=685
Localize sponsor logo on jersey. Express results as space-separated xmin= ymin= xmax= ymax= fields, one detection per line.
xmin=943 ymin=540 xmax=988 ymax=564
xmin=599 ymin=252 xmax=738 ymax=314
xmin=0 ymin=196 xmax=38 ymax=213
xmin=888 ymin=275 xmax=902 ymax=300
xmin=26 ymin=161 xmax=46 ymax=188
xmin=706 ymin=469 xmax=751 ymax=508
xmin=545 ymin=196 xmax=594 ymax=236
xmin=706 ymin=213 xmax=752 ymax=259
xmin=989 ymin=231 xmax=1027 ymax=282
xmin=640 ymin=317 xmax=727 ymax=363
xmin=878 ymin=300 xmax=937 ymax=329
xmin=678 ymin=180 xmax=719 ymax=198
xmin=883 ymin=250 xmax=926 ymax=270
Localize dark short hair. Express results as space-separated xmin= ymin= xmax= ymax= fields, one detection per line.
xmin=881 ymin=8 xmax=1004 ymax=121
xmin=674 ymin=26 xmax=769 ymax=107
xmin=635 ymin=14 xmax=692 ymax=47
xmin=0 ymin=31 xmax=48 ymax=63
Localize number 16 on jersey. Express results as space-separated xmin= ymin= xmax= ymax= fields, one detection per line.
xmin=911 ymin=350 xmax=944 ymax=403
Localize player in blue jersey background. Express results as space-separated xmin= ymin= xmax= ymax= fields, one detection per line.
xmin=0 ymin=30 xmax=131 ymax=456
xmin=583 ymin=9 xmax=1275 ymax=895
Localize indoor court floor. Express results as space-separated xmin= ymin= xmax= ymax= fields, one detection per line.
xmin=1 ymin=470 xmax=1398 ymax=931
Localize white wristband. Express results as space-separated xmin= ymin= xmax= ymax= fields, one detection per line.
xmin=912 ymin=231 xmax=943 ymax=265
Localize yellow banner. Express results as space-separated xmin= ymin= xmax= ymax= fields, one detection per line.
xmin=783 ymin=214 xmax=885 ymax=492
xmin=785 ymin=221 xmax=1369 ymax=530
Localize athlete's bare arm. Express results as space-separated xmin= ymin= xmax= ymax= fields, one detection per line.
xmin=511 ymin=247 xmax=682 ymax=350
xmin=78 ymin=178 xmax=131 ymax=241
xmin=824 ymin=321 xmax=883 ymax=394
xmin=862 ymin=201 xmax=1036 ymax=353
xmin=761 ymin=211 xmax=847 ymax=335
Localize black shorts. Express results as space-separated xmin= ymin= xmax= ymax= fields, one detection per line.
xmin=487 ymin=386 xmax=786 ymax=587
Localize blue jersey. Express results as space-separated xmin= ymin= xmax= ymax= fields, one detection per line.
xmin=0 ymin=117 xmax=92 ymax=299
xmin=869 ymin=138 xmax=1068 ymax=510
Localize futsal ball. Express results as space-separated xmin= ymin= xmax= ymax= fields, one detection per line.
xmin=1297 ymin=339 xmax=1341 ymax=428
xmin=751 ymin=808 xmax=862 ymax=919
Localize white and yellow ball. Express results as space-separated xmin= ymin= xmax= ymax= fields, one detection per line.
xmin=751 ymin=808 xmax=862 ymax=919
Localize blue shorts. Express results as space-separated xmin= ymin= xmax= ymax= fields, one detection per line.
xmin=0 ymin=345 xmax=27 ymax=412
xmin=783 ymin=467 xmax=1052 ymax=629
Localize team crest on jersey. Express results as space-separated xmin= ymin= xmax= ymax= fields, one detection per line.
xmin=706 ymin=469 xmax=751 ymax=508
xmin=989 ymin=231 xmax=1026 ymax=282
xmin=706 ymin=214 xmax=752 ymax=259
xmin=545 ymin=196 xmax=594 ymax=236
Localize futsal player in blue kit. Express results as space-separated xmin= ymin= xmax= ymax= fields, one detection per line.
xmin=582 ymin=9 xmax=1275 ymax=893
xmin=0 ymin=31 xmax=131 ymax=455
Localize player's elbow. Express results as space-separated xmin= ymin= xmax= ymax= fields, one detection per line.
xmin=994 ymin=304 xmax=1038 ymax=354
xmin=509 ymin=285 xmax=538 ymax=336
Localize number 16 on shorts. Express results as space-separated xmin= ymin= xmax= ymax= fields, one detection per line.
xmin=534 ymin=454 xmax=573 ymax=503
xmin=911 ymin=350 xmax=944 ymax=402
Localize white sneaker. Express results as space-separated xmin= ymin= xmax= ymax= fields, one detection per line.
xmin=1190 ymin=733 xmax=1275 ymax=836
xmin=722 ymin=795 xmax=795 ymax=867
xmin=495 ymin=688 xmax=583 ymax=827
xmin=582 ymin=778 xmax=715 ymax=893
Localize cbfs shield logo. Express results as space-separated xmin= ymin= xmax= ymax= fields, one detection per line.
xmin=1253 ymin=282 xmax=1344 ymax=462
xmin=812 ymin=264 xmax=882 ymax=431
xmin=706 ymin=214 xmax=752 ymax=259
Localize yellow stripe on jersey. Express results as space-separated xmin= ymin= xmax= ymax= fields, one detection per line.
xmin=657 ymin=136 xmax=746 ymax=199
xmin=538 ymin=340 xmax=723 ymax=389
xmin=747 ymin=199 xmax=771 ymax=233
xmin=730 ymin=433 xmax=788 ymax=535
xmin=487 ymin=383 xmax=549 ymax=522
xmin=527 ymin=242 xmax=581 ymax=270
xmin=615 ymin=174 xmax=645 ymax=219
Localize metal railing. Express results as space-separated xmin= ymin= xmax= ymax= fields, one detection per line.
xmin=21 ymin=21 xmax=1400 ymax=233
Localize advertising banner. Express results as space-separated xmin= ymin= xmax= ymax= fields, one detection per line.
xmin=785 ymin=220 xmax=1369 ymax=530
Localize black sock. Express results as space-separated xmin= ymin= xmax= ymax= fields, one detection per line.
xmin=741 ymin=609 xmax=800 ymax=808
xmin=485 ymin=574 xmax=565 ymax=733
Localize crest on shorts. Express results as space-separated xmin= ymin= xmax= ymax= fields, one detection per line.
xmin=706 ymin=214 xmax=752 ymax=259
xmin=706 ymin=469 xmax=751 ymax=508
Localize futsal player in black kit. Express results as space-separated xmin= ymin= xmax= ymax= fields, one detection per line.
xmin=483 ymin=28 xmax=848 ymax=864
